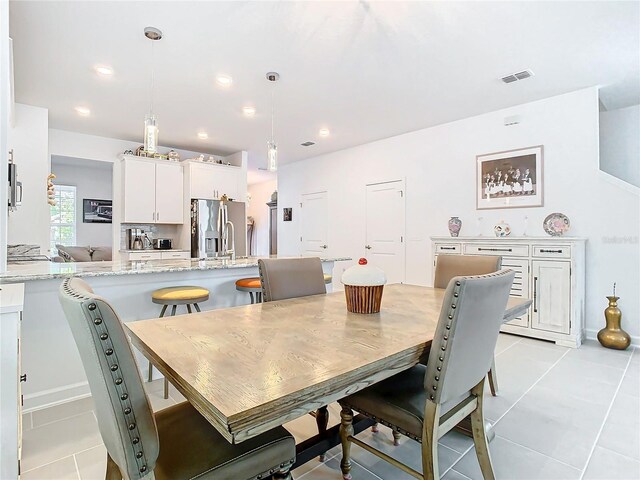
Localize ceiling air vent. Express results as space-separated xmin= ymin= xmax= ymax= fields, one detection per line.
xmin=501 ymin=69 xmax=535 ymax=84
xmin=301 ymin=141 xmax=315 ymax=147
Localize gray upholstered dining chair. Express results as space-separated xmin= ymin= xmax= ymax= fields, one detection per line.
xmin=258 ymin=257 xmax=329 ymax=458
xmin=338 ymin=269 xmax=516 ymax=480
xmin=59 ymin=277 xmax=296 ymax=480
xmin=434 ymin=254 xmax=502 ymax=396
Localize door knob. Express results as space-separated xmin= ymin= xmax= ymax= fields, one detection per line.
xmin=320 ymin=244 xmax=328 ymax=249
xmin=365 ymin=245 xmax=372 ymax=250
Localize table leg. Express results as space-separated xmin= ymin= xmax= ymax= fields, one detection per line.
xmin=316 ymin=406 xmax=329 ymax=461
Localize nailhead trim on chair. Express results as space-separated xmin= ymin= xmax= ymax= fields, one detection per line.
xmin=63 ymin=280 xmax=150 ymax=478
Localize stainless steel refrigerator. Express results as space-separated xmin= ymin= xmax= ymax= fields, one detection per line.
xmin=190 ymin=199 xmax=247 ymax=259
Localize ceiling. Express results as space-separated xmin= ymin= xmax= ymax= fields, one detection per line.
xmin=10 ymin=1 xmax=640 ymax=181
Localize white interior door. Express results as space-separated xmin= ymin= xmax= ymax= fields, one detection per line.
xmin=300 ymin=191 xmax=328 ymax=256
xmin=365 ymin=180 xmax=405 ymax=284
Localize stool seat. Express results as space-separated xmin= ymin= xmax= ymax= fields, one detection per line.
xmin=152 ymin=286 xmax=210 ymax=305
xmin=324 ymin=274 xmax=332 ymax=284
xmin=235 ymin=277 xmax=262 ymax=291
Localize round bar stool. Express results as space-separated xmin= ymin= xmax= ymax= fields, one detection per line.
xmin=235 ymin=277 xmax=262 ymax=304
xmin=150 ymin=286 xmax=210 ymax=398
xmin=324 ymin=274 xmax=332 ymax=284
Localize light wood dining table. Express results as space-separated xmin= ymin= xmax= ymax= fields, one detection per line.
xmin=126 ymin=284 xmax=531 ymax=466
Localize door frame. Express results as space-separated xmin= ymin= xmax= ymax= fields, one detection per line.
xmin=365 ymin=178 xmax=407 ymax=284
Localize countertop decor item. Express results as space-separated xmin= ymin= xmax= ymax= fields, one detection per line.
xmin=476 ymin=145 xmax=544 ymax=210
xmin=597 ymin=284 xmax=630 ymax=350
xmin=543 ymin=212 xmax=570 ymax=236
xmin=448 ymin=217 xmax=462 ymax=237
xmin=494 ymin=220 xmax=511 ymax=237
xmin=168 ymin=150 xmax=180 ymax=161
xmin=46 ymin=173 xmax=56 ymax=206
xmin=342 ymin=258 xmax=386 ymax=314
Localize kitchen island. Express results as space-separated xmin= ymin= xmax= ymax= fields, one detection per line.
xmin=0 ymin=256 xmax=349 ymax=411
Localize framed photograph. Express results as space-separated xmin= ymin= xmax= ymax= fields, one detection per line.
xmin=83 ymin=199 xmax=112 ymax=223
xmin=476 ymin=145 xmax=543 ymax=210
xmin=283 ymin=207 xmax=292 ymax=222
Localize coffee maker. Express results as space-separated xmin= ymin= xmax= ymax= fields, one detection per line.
xmin=126 ymin=228 xmax=151 ymax=250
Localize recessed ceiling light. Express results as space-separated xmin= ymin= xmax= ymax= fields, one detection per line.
xmin=94 ymin=65 xmax=113 ymax=76
xmin=319 ymin=128 xmax=330 ymax=137
xmin=197 ymin=132 xmax=209 ymax=140
xmin=215 ymin=75 xmax=233 ymax=87
xmin=75 ymin=106 xmax=91 ymax=116
xmin=243 ymin=106 xmax=256 ymax=116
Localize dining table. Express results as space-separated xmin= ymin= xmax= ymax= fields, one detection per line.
xmin=125 ymin=283 xmax=531 ymax=468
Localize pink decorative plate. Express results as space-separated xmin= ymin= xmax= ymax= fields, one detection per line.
xmin=543 ymin=213 xmax=570 ymax=236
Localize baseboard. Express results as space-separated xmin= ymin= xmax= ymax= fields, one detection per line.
xmin=585 ymin=329 xmax=639 ymax=349
xmin=23 ymin=381 xmax=91 ymax=413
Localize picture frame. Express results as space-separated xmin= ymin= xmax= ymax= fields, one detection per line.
xmin=283 ymin=207 xmax=292 ymax=222
xmin=83 ymin=199 xmax=113 ymax=223
xmin=476 ymin=145 xmax=544 ymax=210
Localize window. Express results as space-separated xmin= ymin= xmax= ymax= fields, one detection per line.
xmin=50 ymin=185 xmax=77 ymax=253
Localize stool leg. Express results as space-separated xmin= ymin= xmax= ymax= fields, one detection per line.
xmin=159 ymin=305 xmax=168 ymax=317
xmin=171 ymin=305 xmax=177 ymax=316
xmin=148 ymin=362 xmax=153 ymax=383
xmin=186 ymin=304 xmax=192 ymax=314
xmin=258 ymin=292 xmax=262 ymax=303
xmin=194 ymin=303 xmax=201 ymax=312
xmin=249 ymin=291 xmax=254 ymax=304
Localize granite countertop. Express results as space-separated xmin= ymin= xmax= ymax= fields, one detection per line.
xmin=0 ymin=256 xmax=351 ymax=283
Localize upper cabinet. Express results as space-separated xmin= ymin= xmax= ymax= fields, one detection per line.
xmin=121 ymin=156 xmax=183 ymax=224
xmin=188 ymin=162 xmax=245 ymax=201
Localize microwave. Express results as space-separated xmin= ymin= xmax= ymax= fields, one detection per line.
xmin=153 ymin=238 xmax=172 ymax=250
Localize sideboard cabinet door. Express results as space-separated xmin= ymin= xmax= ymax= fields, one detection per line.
xmin=532 ymin=260 xmax=571 ymax=334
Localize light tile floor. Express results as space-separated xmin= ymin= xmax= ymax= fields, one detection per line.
xmin=20 ymin=335 xmax=640 ymax=480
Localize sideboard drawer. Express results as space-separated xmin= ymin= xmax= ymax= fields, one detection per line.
xmin=435 ymin=243 xmax=461 ymax=254
xmin=463 ymin=243 xmax=529 ymax=257
xmin=128 ymin=251 xmax=162 ymax=261
xmin=161 ymin=251 xmax=191 ymax=260
xmin=532 ymin=245 xmax=571 ymax=259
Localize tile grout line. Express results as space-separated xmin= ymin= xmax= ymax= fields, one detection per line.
xmin=578 ymin=348 xmax=635 ymax=480
xmin=442 ymin=346 xmax=572 ymax=477
xmin=494 ymin=336 xmax=523 ymax=357
xmin=498 ymin=434 xmax=582 ymax=472
xmin=20 ymin=442 xmax=105 ymax=474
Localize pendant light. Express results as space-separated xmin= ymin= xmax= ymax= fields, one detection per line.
xmin=143 ymin=27 xmax=162 ymax=154
xmin=266 ymin=72 xmax=280 ymax=172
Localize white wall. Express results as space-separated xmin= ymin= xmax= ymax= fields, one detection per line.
xmin=278 ymin=88 xmax=640 ymax=344
xmin=248 ymin=179 xmax=277 ymax=256
xmin=600 ymin=104 xmax=640 ymax=188
xmin=7 ymin=103 xmax=49 ymax=254
xmin=51 ymin=158 xmax=113 ymax=248
xmin=0 ymin=0 xmax=10 ymax=271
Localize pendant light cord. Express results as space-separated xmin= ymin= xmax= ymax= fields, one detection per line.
xmin=150 ymin=40 xmax=155 ymax=116
xmin=270 ymin=84 xmax=275 ymax=142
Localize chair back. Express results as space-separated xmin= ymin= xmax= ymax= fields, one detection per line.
xmin=258 ymin=257 xmax=326 ymax=302
xmin=425 ymin=270 xmax=515 ymax=405
xmin=434 ymin=255 xmax=502 ymax=289
xmin=59 ymin=278 xmax=159 ymax=479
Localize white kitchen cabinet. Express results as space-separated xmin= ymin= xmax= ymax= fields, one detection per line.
xmin=189 ymin=163 xmax=243 ymax=201
xmin=123 ymin=158 xmax=156 ymax=223
xmin=532 ymin=260 xmax=571 ymax=334
xmin=160 ymin=251 xmax=191 ymax=260
xmin=0 ymin=283 xmax=24 ymax=479
xmin=121 ymin=156 xmax=183 ymax=224
xmin=155 ymin=162 xmax=183 ymax=223
xmin=432 ymin=236 xmax=585 ymax=347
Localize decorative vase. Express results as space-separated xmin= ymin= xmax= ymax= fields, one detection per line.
xmin=448 ymin=217 xmax=462 ymax=237
xmin=597 ymin=296 xmax=631 ymax=350
xmin=494 ymin=221 xmax=511 ymax=237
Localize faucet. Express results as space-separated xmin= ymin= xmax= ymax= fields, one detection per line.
xmin=223 ymin=220 xmax=236 ymax=261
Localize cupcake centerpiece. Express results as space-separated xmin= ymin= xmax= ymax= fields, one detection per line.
xmin=341 ymin=258 xmax=387 ymax=314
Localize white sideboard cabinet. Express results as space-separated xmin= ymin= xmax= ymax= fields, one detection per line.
xmin=431 ymin=236 xmax=586 ymax=347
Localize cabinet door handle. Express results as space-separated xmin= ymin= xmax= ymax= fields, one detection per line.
xmin=440 ymin=246 xmax=456 ymax=251
xmin=540 ymin=249 xmax=563 ymax=254
xmin=20 ymin=374 xmax=27 ymax=383
xmin=157 ymin=212 xmax=160 ymax=221
xmin=533 ymin=276 xmax=538 ymax=313
xmin=320 ymin=244 xmax=328 ymax=249
xmin=478 ymin=247 xmax=513 ymax=252
xmin=365 ymin=245 xmax=372 ymax=250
